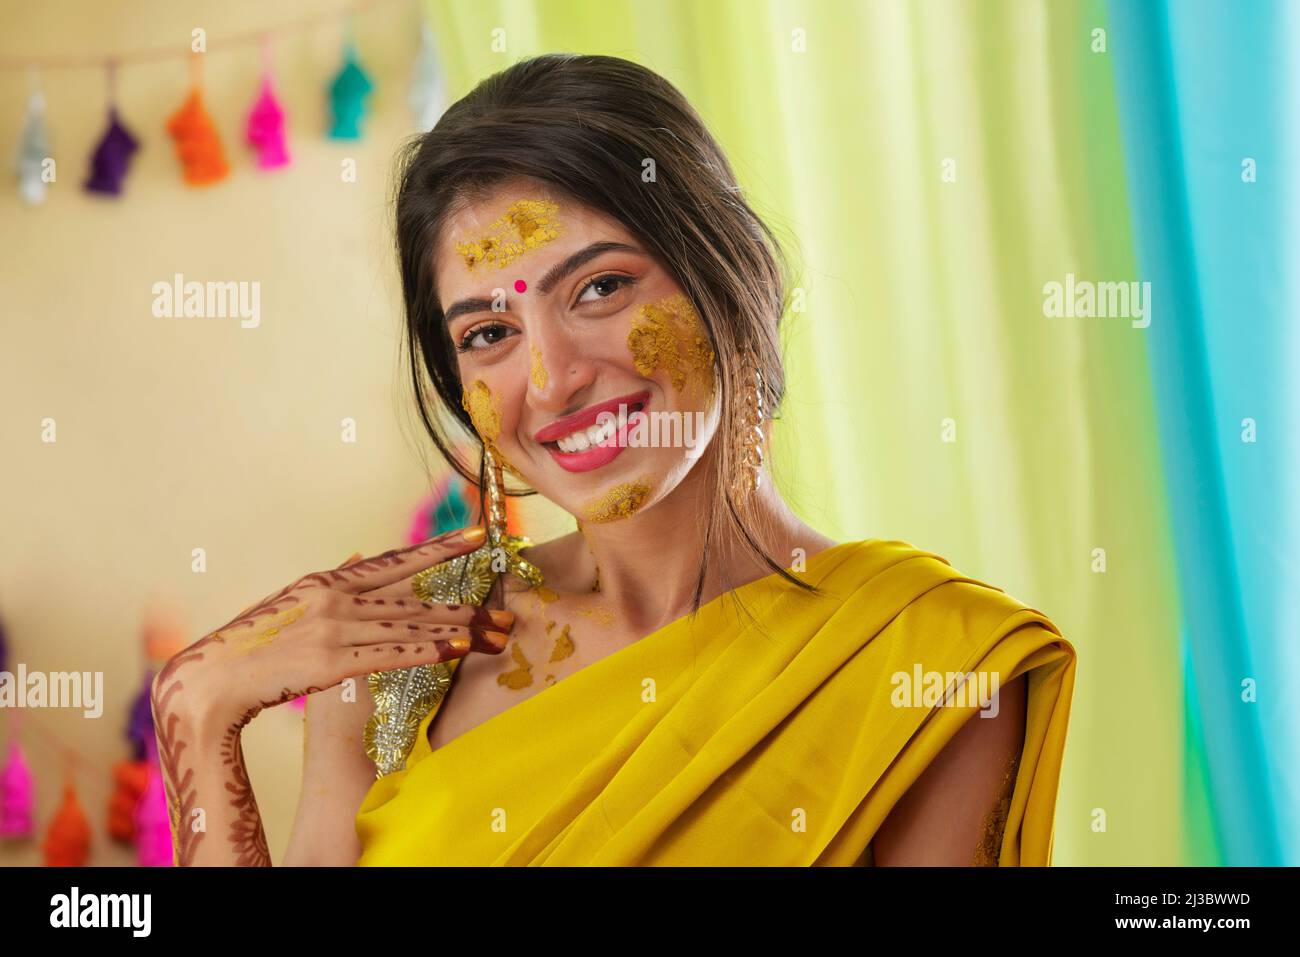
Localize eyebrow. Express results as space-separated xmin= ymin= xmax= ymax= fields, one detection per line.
xmin=442 ymin=297 xmax=496 ymax=324
xmin=441 ymin=240 xmax=644 ymax=324
xmin=537 ymin=241 xmax=641 ymax=295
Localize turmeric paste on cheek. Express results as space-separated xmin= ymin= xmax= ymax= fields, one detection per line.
xmin=627 ymin=294 xmax=715 ymax=397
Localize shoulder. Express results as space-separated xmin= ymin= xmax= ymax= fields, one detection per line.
xmin=836 ymin=538 xmax=1055 ymax=618
xmin=816 ymin=538 xmax=1071 ymax=670
xmin=872 ymin=669 xmax=1028 ymax=865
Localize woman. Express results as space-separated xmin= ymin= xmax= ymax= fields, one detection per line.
xmin=151 ymin=53 xmax=1076 ymax=867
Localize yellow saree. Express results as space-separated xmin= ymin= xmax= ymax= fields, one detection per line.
xmin=354 ymin=539 xmax=1077 ymax=865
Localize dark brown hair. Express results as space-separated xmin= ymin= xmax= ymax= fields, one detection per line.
xmin=394 ymin=53 xmax=815 ymax=609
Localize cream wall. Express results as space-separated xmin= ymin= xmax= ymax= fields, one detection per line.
xmin=0 ymin=0 xmax=532 ymax=865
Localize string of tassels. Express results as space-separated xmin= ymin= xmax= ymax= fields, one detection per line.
xmin=6 ymin=0 xmax=448 ymax=204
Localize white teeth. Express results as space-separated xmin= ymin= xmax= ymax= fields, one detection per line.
xmin=553 ymin=407 xmax=626 ymax=454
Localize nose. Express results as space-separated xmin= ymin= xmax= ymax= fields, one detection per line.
xmin=525 ymin=319 xmax=597 ymax=415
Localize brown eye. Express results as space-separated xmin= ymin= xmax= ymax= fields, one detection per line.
xmin=575 ymin=274 xmax=635 ymax=305
xmin=457 ymin=322 xmax=516 ymax=352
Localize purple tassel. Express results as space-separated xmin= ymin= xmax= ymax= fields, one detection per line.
xmin=127 ymin=670 xmax=155 ymax=761
xmin=84 ymin=108 xmax=139 ymax=196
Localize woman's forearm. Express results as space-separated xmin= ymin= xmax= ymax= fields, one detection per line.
xmin=146 ymin=534 xmax=494 ymax=866
xmin=152 ymin=674 xmax=273 ymax=867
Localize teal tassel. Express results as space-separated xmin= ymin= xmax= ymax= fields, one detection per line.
xmin=328 ymin=43 xmax=373 ymax=140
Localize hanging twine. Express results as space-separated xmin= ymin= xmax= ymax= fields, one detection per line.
xmin=0 ymin=0 xmax=399 ymax=71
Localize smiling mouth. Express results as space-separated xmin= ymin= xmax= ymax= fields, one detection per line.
xmin=534 ymin=391 xmax=649 ymax=448
xmin=548 ymin=401 xmax=643 ymax=453
xmin=533 ymin=390 xmax=649 ymax=473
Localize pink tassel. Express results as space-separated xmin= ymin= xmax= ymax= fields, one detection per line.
xmin=134 ymin=761 xmax=173 ymax=866
xmin=246 ymin=76 xmax=290 ymax=170
xmin=134 ymin=737 xmax=173 ymax=866
xmin=0 ymin=740 xmax=35 ymax=840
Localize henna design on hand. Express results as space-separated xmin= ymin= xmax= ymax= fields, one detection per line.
xmin=151 ymin=642 xmax=214 ymax=866
xmin=224 ymin=580 xmax=305 ymax=634
xmin=152 ymin=578 xmax=326 ymax=865
xmin=300 ymin=529 xmax=467 ymax=591
xmin=150 ymin=531 xmax=469 ymax=866
xmin=220 ymin=687 xmax=326 ymax=867
xmin=220 ymin=708 xmax=270 ymax=867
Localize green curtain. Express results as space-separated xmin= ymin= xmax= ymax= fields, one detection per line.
xmin=424 ymin=0 xmax=1188 ymax=865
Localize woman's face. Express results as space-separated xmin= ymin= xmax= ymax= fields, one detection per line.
xmin=433 ymin=179 xmax=721 ymax=525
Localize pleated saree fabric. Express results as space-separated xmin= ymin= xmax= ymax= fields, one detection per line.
xmin=355 ymin=539 xmax=1077 ymax=865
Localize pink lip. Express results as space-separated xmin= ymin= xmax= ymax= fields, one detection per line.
xmin=537 ymin=390 xmax=650 ymax=474
xmin=533 ymin=390 xmax=651 ymax=443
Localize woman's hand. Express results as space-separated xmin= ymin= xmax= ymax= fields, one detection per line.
xmin=156 ymin=525 xmax=510 ymax=730
xmin=149 ymin=525 xmax=510 ymax=865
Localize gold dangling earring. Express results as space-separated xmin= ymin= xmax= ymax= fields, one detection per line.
xmin=483 ymin=444 xmax=509 ymax=548
xmin=484 ymin=444 xmax=545 ymax=585
xmin=730 ymin=357 xmax=765 ymax=502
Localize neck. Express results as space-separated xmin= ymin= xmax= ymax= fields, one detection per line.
xmin=572 ymin=453 xmax=807 ymax=635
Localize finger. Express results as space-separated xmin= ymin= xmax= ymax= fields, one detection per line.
xmin=344 ymin=596 xmax=515 ymax=631
xmin=345 ymin=621 xmax=509 ymax=654
xmin=336 ymin=637 xmax=475 ymax=675
xmin=337 ymin=551 xmax=363 ymax=569
xmin=312 ymin=526 xmax=486 ymax=594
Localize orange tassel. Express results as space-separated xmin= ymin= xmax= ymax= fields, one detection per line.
xmin=107 ymin=759 xmax=149 ymax=843
xmin=43 ymin=780 xmax=91 ymax=866
xmin=166 ymin=87 xmax=229 ymax=186
xmin=144 ymin=607 xmax=188 ymax=663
